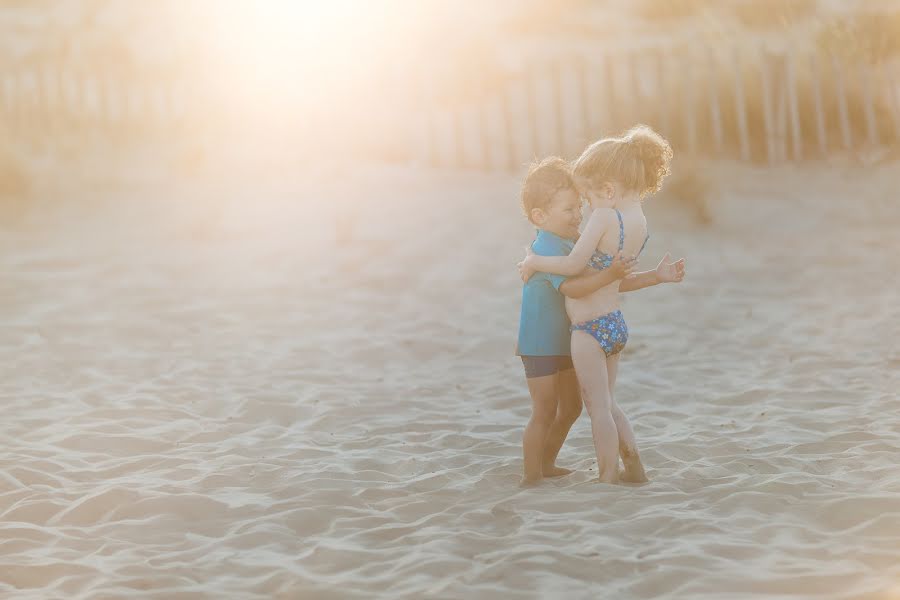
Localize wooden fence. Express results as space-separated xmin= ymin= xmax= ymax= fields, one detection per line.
xmin=0 ymin=63 xmax=185 ymax=142
xmin=418 ymin=44 xmax=900 ymax=170
xmin=3 ymin=44 xmax=900 ymax=170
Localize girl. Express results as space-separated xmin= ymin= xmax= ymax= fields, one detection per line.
xmin=518 ymin=125 xmax=683 ymax=484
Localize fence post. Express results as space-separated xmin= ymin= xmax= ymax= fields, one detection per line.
xmin=526 ymin=61 xmax=540 ymax=159
xmin=707 ymin=45 xmax=724 ymax=154
xmin=577 ymin=57 xmax=591 ymax=145
xmin=478 ymin=92 xmax=492 ymax=170
xmin=419 ymin=71 xmax=440 ymax=168
xmin=831 ymin=54 xmax=853 ymax=152
xmin=23 ymin=71 xmax=39 ymax=140
xmin=77 ymin=71 xmax=89 ymax=129
xmin=656 ymin=48 xmax=670 ymax=140
xmin=0 ymin=75 xmax=7 ymax=118
xmin=603 ymin=53 xmax=617 ymax=133
xmin=6 ymin=72 xmax=17 ymax=138
xmin=773 ymin=54 xmax=788 ymax=163
xmin=33 ymin=67 xmax=48 ymax=141
xmin=682 ymin=47 xmax=697 ymax=156
xmin=881 ymin=64 xmax=900 ymax=144
xmin=786 ymin=47 xmax=802 ymax=161
xmin=628 ymin=50 xmax=643 ymax=129
xmin=760 ymin=49 xmax=777 ymax=165
xmin=810 ymin=52 xmax=828 ymax=156
xmin=860 ymin=62 xmax=879 ymax=148
xmin=551 ymin=60 xmax=565 ymax=155
xmin=97 ymin=71 xmax=111 ymax=129
xmin=14 ymin=73 xmax=25 ymax=138
xmin=424 ymin=108 xmax=441 ymax=168
xmin=502 ymin=75 xmax=517 ymax=171
xmin=731 ymin=48 xmax=750 ymax=161
xmin=453 ymin=106 xmax=466 ymax=169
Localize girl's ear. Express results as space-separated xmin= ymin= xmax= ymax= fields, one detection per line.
xmin=530 ymin=207 xmax=546 ymax=225
xmin=599 ymin=181 xmax=616 ymax=199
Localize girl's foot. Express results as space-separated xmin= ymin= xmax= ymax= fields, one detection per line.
xmin=595 ymin=467 xmax=619 ymax=485
xmin=519 ymin=476 xmax=542 ymax=487
xmin=620 ymin=458 xmax=649 ymax=484
xmin=542 ymin=465 xmax=574 ymax=478
xmin=620 ymin=470 xmax=648 ymax=484
xmin=594 ymin=474 xmax=620 ymax=485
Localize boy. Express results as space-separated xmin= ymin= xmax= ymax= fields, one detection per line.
xmin=516 ymin=157 xmax=685 ymax=486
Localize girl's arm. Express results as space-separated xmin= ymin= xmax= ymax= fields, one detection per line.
xmin=523 ymin=209 xmax=613 ymax=277
xmin=600 ymin=252 xmax=684 ymax=292
xmin=619 ymin=253 xmax=685 ymax=292
xmin=617 ymin=270 xmax=660 ymax=293
xmin=561 ymin=253 xmax=684 ymax=298
xmin=558 ymin=254 xmax=636 ymax=299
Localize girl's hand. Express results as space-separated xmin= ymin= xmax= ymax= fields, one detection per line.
xmin=610 ymin=253 xmax=638 ymax=280
xmin=655 ymin=253 xmax=685 ymax=283
xmin=517 ymin=246 xmax=536 ymax=282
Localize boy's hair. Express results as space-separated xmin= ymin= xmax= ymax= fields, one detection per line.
xmin=573 ymin=124 xmax=673 ymax=198
xmin=520 ymin=156 xmax=576 ymax=223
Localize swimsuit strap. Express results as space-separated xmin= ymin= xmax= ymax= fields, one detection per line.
xmin=614 ymin=209 xmax=625 ymax=253
xmin=638 ymin=232 xmax=649 ymax=256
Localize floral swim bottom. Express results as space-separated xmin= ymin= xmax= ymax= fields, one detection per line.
xmin=570 ymin=309 xmax=628 ymax=357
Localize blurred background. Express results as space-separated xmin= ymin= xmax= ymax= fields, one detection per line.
xmin=2 ymin=0 xmax=900 ymax=191
xmin=3 ymin=3 xmax=900 ymax=598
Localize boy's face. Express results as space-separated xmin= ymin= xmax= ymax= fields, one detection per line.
xmin=534 ymin=187 xmax=582 ymax=239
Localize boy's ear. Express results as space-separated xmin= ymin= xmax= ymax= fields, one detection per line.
xmin=530 ymin=207 xmax=546 ymax=224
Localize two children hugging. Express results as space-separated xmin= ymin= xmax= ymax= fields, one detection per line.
xmin=515 ymin=125 xmax=686 ymax=486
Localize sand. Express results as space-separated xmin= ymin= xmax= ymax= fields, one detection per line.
xmin=1 ymin=160 xmax=899 ymax=599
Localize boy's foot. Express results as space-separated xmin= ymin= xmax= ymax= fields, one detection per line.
xmin=519 ymin=476 xmax=542 ymax=488
xmin=542 ymin=465 xmax=573 ymax=478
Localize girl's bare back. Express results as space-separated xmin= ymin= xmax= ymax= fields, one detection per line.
xmin=566 ymin=203 xmax=648 ymax=323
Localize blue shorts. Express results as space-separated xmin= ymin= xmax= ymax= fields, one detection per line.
xmin=520 ymin=355 xmax=574 ymax=379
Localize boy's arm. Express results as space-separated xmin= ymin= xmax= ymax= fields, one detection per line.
xmin=523 ymin=209 xmax=612 ymax=277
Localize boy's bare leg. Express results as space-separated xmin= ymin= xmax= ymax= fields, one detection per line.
xmin=607 ymin=353 xmax=648 ymax=483
xmin=521 ymin=374 xmax=559 ymax=486
xmin=541 ymin=367 xmax=582 ymax=477
xmin=571 ymin=333 xmax=619 ymax=484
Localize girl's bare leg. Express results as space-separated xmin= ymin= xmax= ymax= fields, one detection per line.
xmin=607 ymin=353 xmax=648 ymax=483
xmin=570 ymin=332 xmax=619 ymax=484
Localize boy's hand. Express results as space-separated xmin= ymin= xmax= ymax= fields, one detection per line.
xmin=610 ymin=253 xmax=638 ymax=280
xmin=655 ymin=253 xmax=685 ymax=283
xmin=517 ymin=246 xmax=536 ymax=282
